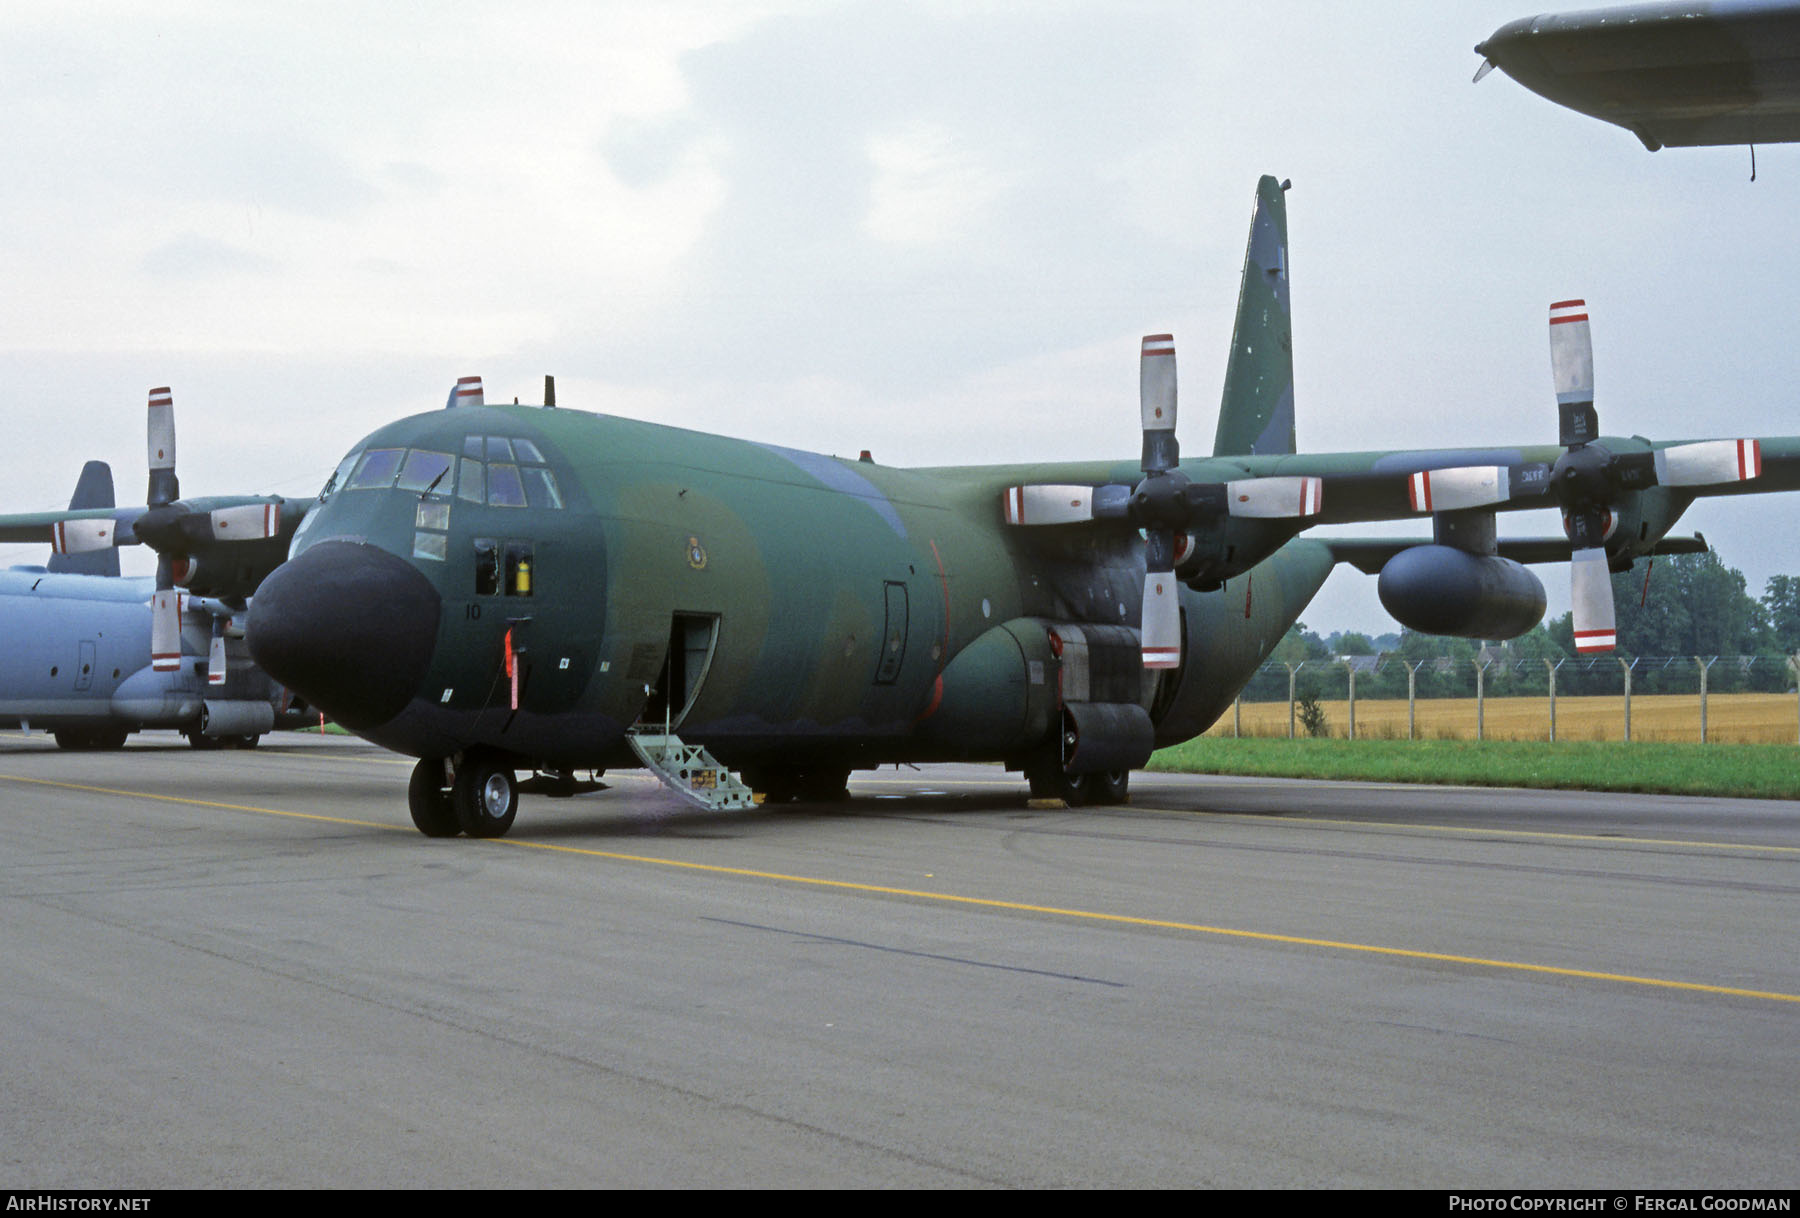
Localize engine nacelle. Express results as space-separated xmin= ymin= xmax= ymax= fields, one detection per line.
xmin=1377 ymin=545 xmax=1546 ymax=641
xmin=200 ymin=699 xmax=276 ymax=737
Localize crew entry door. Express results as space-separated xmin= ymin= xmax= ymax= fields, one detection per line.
xmin=640 ymin=613 xmax=719 ymax=730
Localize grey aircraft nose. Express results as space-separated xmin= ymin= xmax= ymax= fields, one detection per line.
xmin=248 ymin=540 xmax=441 ymax=731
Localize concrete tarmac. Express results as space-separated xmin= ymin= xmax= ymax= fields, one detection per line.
xmin=1 ymin=731 xmax=1795 ymax=1188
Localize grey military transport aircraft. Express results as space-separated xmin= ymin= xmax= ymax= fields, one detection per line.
xmin=7 ymin=176 xmax=1796 ymax=837
xmin=1 ymin=456 xmax=307 ymax=749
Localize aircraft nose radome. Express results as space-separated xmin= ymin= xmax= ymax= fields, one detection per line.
xmin=248 ymin=540 xmax=441 ymax=731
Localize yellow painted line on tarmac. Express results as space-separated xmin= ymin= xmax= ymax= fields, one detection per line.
xmin=0 ymin=773 xmax=404 ymax=832
xmin=6 ymin=768 xmax=1796 ymax=1005
xmin=505 ymin=836 xmax=1800 ymax=1005
xmin=1246 ymin=811 xmax=1800 ymax=855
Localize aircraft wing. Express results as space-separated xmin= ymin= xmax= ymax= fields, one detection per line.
xmin=1475 ymin=1 xmax=1800 ymax=150
xmin=0 ymin=506 xmax=144 ymax=550
xmin=1323 ymin=533 xmax=1707 ymax=576
xmin=0 ymin=495 xmax=307 ymax=599
xmin=1257 ymin=433 xmax=1800 ymax=525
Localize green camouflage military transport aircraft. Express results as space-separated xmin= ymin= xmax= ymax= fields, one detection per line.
xmin=9 ymin=176 xmax=1799 ymax=838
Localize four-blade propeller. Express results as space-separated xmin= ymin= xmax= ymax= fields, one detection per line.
xmin=46 ymin=388 xmax=286 ymax=678
xmin=1390 ymin=300 xmax=1763 ymax=652
xmin=1002 ymin=336 xmax=1323 ymax=670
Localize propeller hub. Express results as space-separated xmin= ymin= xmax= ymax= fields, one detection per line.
xmin=132 ymin=503 xmax=198 ymax=555
xmin=1550 ymin=442 xmax=1615 ymax=513
xmin=1130 ymin=470 xmax=1195 ymax=529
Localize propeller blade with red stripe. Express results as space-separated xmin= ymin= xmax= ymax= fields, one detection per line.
xmin=1570 ymin=547 xmax=1616 ymax=653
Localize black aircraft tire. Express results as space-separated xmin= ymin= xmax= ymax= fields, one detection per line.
xmin=185 ymin=732 xmax=223 ymax=751
xmin=1093 ymin=770 xmax=1130 ymax=805
xmin=745 ymin=767 xmax=850 ymax=805
xmin=743 ymin=767 xmax=800 ymax=804
xmin=1024 ymin=756 xmax=1130 ymax=807
xmin=452 ymin=752 xmax=518 ymax=838
xmin=54 ymin=728 xmax=126 ymax=751
xmin=235 ymin=734 xmax=261 ymax=750
xmin=408 ymin=759 xmax=460 ymax=838
xmin=798 ymin=768 xmax=852 ymax=803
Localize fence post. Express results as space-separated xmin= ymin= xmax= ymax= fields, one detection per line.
xmin=1544 ymin=658 xmax=1558 ymax=743
xmin=1286 ymin=662 xmax=1298 ymax=739
xmin=1342 ymin=658 xmax=1357 ymax=741
xmin=1233 ymin=693 xmax=1241 ymax=738
xmin=1475 ymin=657 xmax=1489 ymax=741
xmin=1695 ymin=656 xmax=1715 ymax=743
xmin=1793 ymin=653 xmax=1800 ymax=746
xmin=1407 ymin=661 xmax=1420 ymax=741
xmin=1619 ymin=657 xmax=1634 ymax=742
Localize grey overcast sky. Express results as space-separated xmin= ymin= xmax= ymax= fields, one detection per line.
xmin=4 ymin=1 xmax=1796 ymax=633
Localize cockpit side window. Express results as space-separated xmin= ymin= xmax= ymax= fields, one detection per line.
xmin=317 ymin=453 xmax=359 ymax=504
xmin=473 ymin=537 xmax=534 ymax=596
xmin=473 ymin=538 xmax=500 ymax=596
xmin=521 ymin=466 xmax=563 ymax=509
xmin=505 ymin=542 xmax=534 ymax=596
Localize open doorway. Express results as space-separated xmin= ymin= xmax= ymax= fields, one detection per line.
xmin=639 ymin=612 xmax=719 ymax=730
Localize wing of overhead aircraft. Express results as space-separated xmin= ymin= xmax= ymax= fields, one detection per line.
xmin=1475 ymin=1 xmax=1800 ymax=149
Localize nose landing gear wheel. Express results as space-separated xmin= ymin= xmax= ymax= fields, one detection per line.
xmin=408 ymin=758 xmax=459 ymax=837
xmin=452 ymin=751 xmax=518 ymax=838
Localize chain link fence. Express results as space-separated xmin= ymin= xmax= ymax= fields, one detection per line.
xmin=1215 ymin=654 xmax=1800 ymax=744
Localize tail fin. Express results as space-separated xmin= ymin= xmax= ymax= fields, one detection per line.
xmin=47 ymin=460 xmax=120 ymax=577
xmin=1213 ymin=175 xmax=1295 ymax=457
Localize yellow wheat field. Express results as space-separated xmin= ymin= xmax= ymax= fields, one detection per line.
xmin=1205 ymin=693 xmax=1800 ymax=744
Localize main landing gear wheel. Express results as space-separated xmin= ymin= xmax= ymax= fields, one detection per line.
xmin=52 ymin=728 xmax=129 ymax=751
xmin=1025 ymin=758 xmax=1129 ymax=807
xmin=452 ymin=750 xmax=518 ymax=838
xmin=743 ymin=766 xmax=851 ymax=805
xmin=408 ymin=758 xmax=459 ymax=838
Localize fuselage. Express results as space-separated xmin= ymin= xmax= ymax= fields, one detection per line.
xmin=249 ymin=404 xmax=1334 ymax=774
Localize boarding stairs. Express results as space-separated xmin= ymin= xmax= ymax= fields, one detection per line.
xmin=626 ymin=730 xmax=755 ymax=811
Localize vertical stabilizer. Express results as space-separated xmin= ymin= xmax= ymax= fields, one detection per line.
xmin=47 ymin=460 xmax=120 ymax=577
xmin=1213 ymin=175 xmax=1295 ymax=457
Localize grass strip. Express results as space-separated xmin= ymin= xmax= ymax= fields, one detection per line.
xmin=1149 ymin=737 xmax=1800 ymax=800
